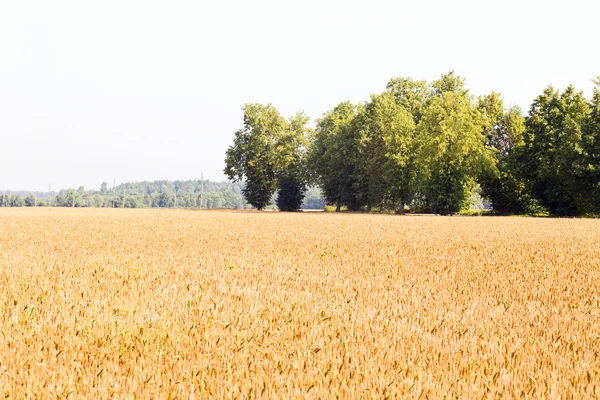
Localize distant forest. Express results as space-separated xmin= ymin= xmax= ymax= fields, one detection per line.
xmin=0 ymin=180 xmax=327 ymax=210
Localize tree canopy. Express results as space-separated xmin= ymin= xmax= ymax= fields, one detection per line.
xmin=225 ymin=71 xmax=600 ymax=216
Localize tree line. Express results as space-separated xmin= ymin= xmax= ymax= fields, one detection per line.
xmin=225 ymin=71 xmax=600 ymax=216
xmin=1 ymin=180 xmax=248 ymax=208
xmin=1 ymin=180 xmax=326 ymax=209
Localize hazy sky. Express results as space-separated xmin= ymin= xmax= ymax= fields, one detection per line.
xmin=1 ymin=0 xmax=598 ymax=191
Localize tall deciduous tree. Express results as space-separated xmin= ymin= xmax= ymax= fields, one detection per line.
xmin=224 ymin=104 xmax=289 ymax=210
xmin=357 ymin=91 xmax=416 ymax=212
xmin=24 ymin=195 xmax=36 ymax=207
xmin=583 ymin=78 xmax=600 ymax=212
xmin=276 ymin=111 xmax=312 ymax=211
xmin=415 ymin=92 xmax=493 ymax=215
xmin=309 ymin=102 xmax=361 ymax=211
xmin=522 ymin=85 xmax=591 ymax=215
xmin=477 ymin=93 xmax=533 ymax=213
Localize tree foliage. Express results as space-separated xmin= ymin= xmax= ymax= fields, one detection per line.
xmin=224 ymin=104 xmax=289 ymax=210
xmin=521 ymin=86 xmax=591 ymax=215
xmin=223 ymin=72 xmax=600 ymax=216
xmin=308 ymin=102 xmax=362 ymax=211
xmin=357 ymin=91 xmax=415 ymax=212
xmin=476 ymin=94 xmax=535 ymax=213
xmin=275 ymin=111 xmax=312 ymax=211
xmin=584 ymin=78 xmax=600 ymax=210
xmin=414 ymin=91 xmax=492 ymax=215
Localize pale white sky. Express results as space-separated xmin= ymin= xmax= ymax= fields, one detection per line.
xmin=0 ymin=0 xmax=598 ymax=191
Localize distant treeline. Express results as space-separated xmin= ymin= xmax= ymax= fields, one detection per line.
xmin=0 ymin=180 xmax=326 ymax=210
xmin=225 ymin=71 xmax=600 ymax=216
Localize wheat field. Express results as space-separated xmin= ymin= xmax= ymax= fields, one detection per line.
xmin=0 ymin=208 xmax=599 ymax=398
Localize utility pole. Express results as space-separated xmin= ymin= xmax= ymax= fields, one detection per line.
xmin=200 ymin=173 xmax=204 ymax=209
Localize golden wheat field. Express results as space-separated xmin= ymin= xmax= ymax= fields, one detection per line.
xmin=1 ymin=208 xmax=600 ymax=398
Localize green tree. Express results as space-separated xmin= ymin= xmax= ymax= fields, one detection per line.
xmin=55 ymin=189 xmax=83 ymax=207
xmin=157 ymin=190 xmax=173 ymax=208
xmin=583 ymin=78 xmax=600 ymax=212
xmin=477 ymin=94 xmax=534 ymax=213
xmin=308 ymin=102 xmax=362 ymax=211
xmin=522 ymin=85 xmax=591 ymax=215
xmin=24 ymin=195 xmax=36 ymax=207
xmin=221 ymin=190 xmax=245 ymax=209
xmin=225 ymin=104 xmax=289 ymax=210
xmin=276 ymin=111 xmax=312 ymax=211
xmin=7 ymin=195 xmax=25 ymax=207
xmin=357 ymin=91 xmax=416 ymax=212
xmin=276 ymin=178 xmax=305 ymax=211
xmin=415 ymin=92 xmax=493 ymax=215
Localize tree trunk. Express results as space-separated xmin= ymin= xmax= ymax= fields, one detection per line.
xmin=335 ymin=198 xmax=341 ymax=212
